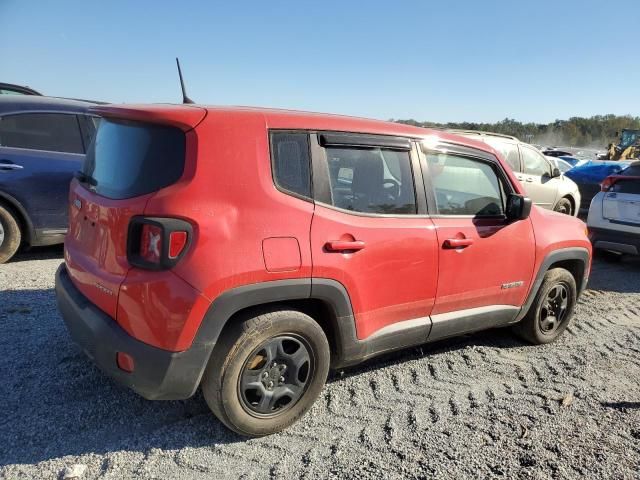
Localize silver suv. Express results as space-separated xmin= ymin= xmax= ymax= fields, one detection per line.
xmin=450 ymin=130 xmax=581 ymax=216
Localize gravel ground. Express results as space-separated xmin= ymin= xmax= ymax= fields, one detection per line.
xmin=1 ymin=246 xmax=639 ymax=480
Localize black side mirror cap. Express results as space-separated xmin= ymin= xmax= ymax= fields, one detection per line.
xmin=552 ymin=167 xmax=561 ymax=178
xmin=506 ymin=194 xmax=532 ymax=221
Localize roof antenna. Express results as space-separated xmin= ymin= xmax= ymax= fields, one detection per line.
xmin=176 ymin=57 xmax=194 ymax=104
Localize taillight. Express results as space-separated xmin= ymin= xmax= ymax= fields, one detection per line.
xmin=600 ymin=176 xmax=616 ymax=192
xmin=140 ymin=224 xmax=163 ymax=263
xmin=169 ymin=231 xmax=188 ymax=259
xmin=127 ymin=217 xmax=192 ymax=270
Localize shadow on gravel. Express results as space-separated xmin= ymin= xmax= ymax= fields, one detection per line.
xmin=9 ymin=244 xmax=64 ymax=263
xmin=601 ymin=401 xmax=640 ymax=411
xmin=1 ymin=286 xmax=529 ymax=467
xmin=2 ymin=255 xmax=635 ymax=467
xmin=332 ymin=326 xmax=527 ymax=382
xmin=586 ymin=256 xmax=640 ymax=294
xmin=0 ymin=288 xmax=244 ymax=468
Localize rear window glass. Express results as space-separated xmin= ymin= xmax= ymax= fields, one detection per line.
xmin=622 ymin=164 xmax=640 ymax=176
xmin=83 ymin=119 xmax=185 ymax=199
xmin=271 ymin=132 xmax=311 ymax=198
xmin=0 ymin=113 xmax=84 ymax=154
xmin=611 ymin=178 xmax=640 ymax=194
xmin=484 ymin=138 xmax=521 ymax=172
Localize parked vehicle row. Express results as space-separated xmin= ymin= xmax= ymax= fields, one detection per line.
xmin=0 ymin=96 xmax=98 ymax=262
xmin=445 ymin=130 xmax=581 ymax=216
xmin=565 ymin=160 xmax=632 ymax=210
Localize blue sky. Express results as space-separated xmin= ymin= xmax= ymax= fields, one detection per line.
xmin=2 ymin=0 xmax=638 ymax=123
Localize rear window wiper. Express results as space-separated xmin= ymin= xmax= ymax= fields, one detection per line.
xmin=74 ymin=171 xmax=97 ymax=186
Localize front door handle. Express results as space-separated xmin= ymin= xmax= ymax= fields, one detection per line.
xmin=325 ymin=240 xmax=366 ymax=252
xmin=525 ymin=177 xmax=533 ymax=182
xmin=443 ymin=238 xmax=474 ymax=249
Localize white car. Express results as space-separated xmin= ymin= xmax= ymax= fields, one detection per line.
xmin=449 ymin=130 xmax=581 ymax=216
xmin=587 ymin=161 xmax=640 ymax=256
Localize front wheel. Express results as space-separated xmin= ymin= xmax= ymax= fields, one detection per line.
xmin=553 ymin=197 xmax=573 ymax=216
xmin=201 ymin=307 xmax=330 ymax=437
xmin=513 ymin=268 xmax=577 ymax=344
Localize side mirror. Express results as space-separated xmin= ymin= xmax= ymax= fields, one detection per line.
xmin=552 ymin=167 xmax=561 ymax=178
xmin=506 ymin=194 xmax=532 ymax=221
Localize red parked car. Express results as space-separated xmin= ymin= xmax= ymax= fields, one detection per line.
xmin=56 ymin=104 xmax=592 ymax=436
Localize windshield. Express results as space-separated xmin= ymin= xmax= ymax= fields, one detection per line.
xmin=619 ymin=130 xmax=639 ymax=149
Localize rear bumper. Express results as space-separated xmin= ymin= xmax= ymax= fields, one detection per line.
xmin=55 ymin=264 xmax=212 ymax=400
xmin=589 ymin=227 xmax=640 ymax=255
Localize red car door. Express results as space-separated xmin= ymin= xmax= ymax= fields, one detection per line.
xmin=310 ymin=133 xmax=438 ymax=340
xmin=420 ymin=144 xmax=536 ymax=338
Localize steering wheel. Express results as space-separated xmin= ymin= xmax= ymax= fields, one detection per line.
xmin=382 ymin=179 xmax=400 ymax=199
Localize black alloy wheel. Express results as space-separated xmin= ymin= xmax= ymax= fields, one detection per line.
xmin=238 ymin=335 xmax=312 ymax=416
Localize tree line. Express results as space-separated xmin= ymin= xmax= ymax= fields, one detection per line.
xmin=393 ymin=115 xmax=640 ymax=148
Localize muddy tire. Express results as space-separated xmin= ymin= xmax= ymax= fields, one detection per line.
xmin=513 ymin=268 xmax=577 ymax=344
xmin=201 ymin=307 xmax=330 ymax=437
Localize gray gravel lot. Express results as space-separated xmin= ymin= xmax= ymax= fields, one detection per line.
xmin=1 ymin=246 xmax=639 ymax=479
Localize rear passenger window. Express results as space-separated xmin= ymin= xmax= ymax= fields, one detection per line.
xmin=426 ymin=153 xmax=506 ymax=216
xmin=322 ymin=147 xmax=417 ymax=214
xmin=0 ymin=113 xmax=84 ymax=154
xmin=521 ymin=145 xmax=551 ymax=176
xmin=271 ymin=132 xmax=311 ymax=199
xmin=484 ymin=138 xmax=521 ymax=172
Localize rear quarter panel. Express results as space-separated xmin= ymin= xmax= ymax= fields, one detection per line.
xmin=143 ymin=111 xmax=315 ymax=303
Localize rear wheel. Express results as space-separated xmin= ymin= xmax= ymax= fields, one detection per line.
xmin=0 ymin=205 xmax=21 ymax=263
xmin=513 ymin=268 xmax=577 ymax=344
xmin=201 ymin=307 xmax=330 ymax=437
xmin=553 ymin=197 xmax=573 ymax=216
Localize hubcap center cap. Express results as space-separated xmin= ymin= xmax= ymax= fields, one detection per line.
xmin=262 ymin=364 xmax=286 ymax=390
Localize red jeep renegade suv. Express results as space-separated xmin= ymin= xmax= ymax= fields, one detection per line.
xmin=56 ymin=104 xmax=591 ymax=436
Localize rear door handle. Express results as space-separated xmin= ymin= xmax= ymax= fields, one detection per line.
xmin=525 ymin=177 xmax=533 ymax=182
xmin=443 ymin=238 xmax=474 ymax=249
xmin=325 ymin=240 xmax=366 ymax=252
xmin=0 ymin=161 xmax=23 ymax=171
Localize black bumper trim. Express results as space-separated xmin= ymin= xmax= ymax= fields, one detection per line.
xmin=55 ymin=264 xmax=213 ymax=400
xmin=589 ymin=227 xmax=640 ymax=255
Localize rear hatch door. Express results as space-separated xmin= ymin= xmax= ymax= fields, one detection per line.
xmin=65 ymin=105 xmax=206 ymax=318
xmin=602 ymin=177 xmax=640 ymax=225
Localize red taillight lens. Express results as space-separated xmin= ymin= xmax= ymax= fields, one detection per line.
xmin=169 ymin=231 xmax=188 ymax=259
xmin=128 ymin=217 xmax=192 ymax=270
xmin=140 ymin=224 xmax=163 ymax=264
xmin=600 ymin=176 xmax=615 ymax=192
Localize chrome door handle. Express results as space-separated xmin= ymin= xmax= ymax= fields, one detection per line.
xmin=0 ymin=162 xmax=23 ymax=171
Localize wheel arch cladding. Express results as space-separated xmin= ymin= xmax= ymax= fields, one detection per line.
xmin=516 ymin=247 xmax=590 ymax=322
xmin=192 ymin=278 xmax=356 ymax=368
